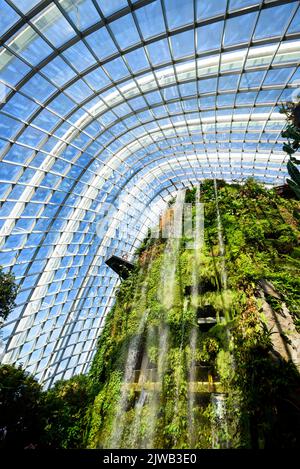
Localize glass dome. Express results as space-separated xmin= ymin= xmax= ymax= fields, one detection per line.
xmin=0 ymin=0 xmax=299 ymax=387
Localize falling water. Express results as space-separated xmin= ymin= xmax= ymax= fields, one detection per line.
xmin=110 ymin=190 xmax=186 ymax=448
xmin=146 ymin=322 xmax=168 ymax=448
xmin=129 ymin=386 xmax=148 ymax=448
xmin=213 ymin=178 xmax=227 ymax=290
xmin=172 ymin=297 xmax=189 ymax=448
xmin=129 ymin=326 xmax=154 ymax=448
xmin=147 ymin=190 xmax=186 ymax=447
xmin=188 ymin=184 xmax=203 ymax=446
xmin=212 ymin=181 xmax=231 ymax=449
xmin=211 ymin=393 xmax=229 ymax=448
xmin=188 ymin=325 xmax=198 ymax=447
xmin=107 ymin=186 xmax=231 ymax=449
xmin=109 ymin=251 xmax=157 ymax=448
xmin=109 ymin=310 xmax=148 ymax=448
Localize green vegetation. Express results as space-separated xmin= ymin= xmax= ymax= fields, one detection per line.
xmin=0 ymin=364 xmax=44 ymax=449
xmin=280 ymin=102 xmax=300 ymax=199
xmin=85 ymin=179 xmax=300 ymax=449
xmin=1 ymin=179 xmax=300 ymax=448
xmin=0 ymin=367 xmax=93 ymax=449
xmin=0 ymin=267 xmax=17 ymax=322
xmin=42 ymin=374 xmax=93 ymax=448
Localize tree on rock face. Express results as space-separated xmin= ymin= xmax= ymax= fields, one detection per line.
xmin=0 ymin=267 xmax=17 ymax=323
xmin=0 ymin=364 xmax=44 ymax=449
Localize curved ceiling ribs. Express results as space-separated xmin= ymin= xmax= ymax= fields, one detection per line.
xmin=0 ymin=0 xmax=299 ymax=386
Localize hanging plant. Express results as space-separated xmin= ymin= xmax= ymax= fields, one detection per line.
xmin=280 ymin=102 xmax=300 ymax=199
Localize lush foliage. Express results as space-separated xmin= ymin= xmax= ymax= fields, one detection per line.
xmin=42 ymin=374 xmax=93 ymax=448
xmin=86 ymin=179 xmax=300 ymax=449
xmin=280 ymin=102 xmax=300 ymax=199
xmin=0 ymin=267 xmax=17 ymax=322
xmin=1 ymin=179 xmax=300 ymax=449
xmin=0 ymin=365 xmax=44 ymax=449
xmin=0 ymin=366 xmax=95 ymax=449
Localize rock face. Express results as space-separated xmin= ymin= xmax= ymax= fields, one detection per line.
xmin=258 ymin=285 xmax=300 ymax=372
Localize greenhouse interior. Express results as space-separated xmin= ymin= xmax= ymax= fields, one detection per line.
xmin=0 ymin=0 xmax=300 ymax=451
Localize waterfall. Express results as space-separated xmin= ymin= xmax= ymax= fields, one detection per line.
xmin=211 ymin=393 xmax=229 ymax=449
xmin=102 ymin=184 xmax=233 ymax=449
xmin=109 ymin=250 xmax=156 ymax=448
xmin=146 ymin=322 xmax=169 ymax=448
xmin=147 ymin=189 xmax=186 ymax=447
xmin=109 ymin=310 xmax=148 ymax=448
xmin=188 ymin=326 xmax=198 ymax=447
xmin=129 ymin=325 xmax=154 ymax=448
xmin=211 ymin=181 xmax=231 ymax=449
xmin=87 ymin=178 xmax=297 ymax=450
xmin=110 ymin=190 xmax=186 ymax=449
xmin=188 ymin=184 xmax=202 ymax=447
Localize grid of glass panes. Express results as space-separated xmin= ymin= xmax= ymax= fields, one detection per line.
xmin=0 ymin=0 xmax=300 ymax=387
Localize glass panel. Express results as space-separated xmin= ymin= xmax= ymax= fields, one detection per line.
xmin=8 ymin=25 xmax=53 ymax=66
xmin=218 ymin=74 xmax=239 ymax=91
xmin=197 ymin=21 xmax=223 ymax=53
xmin=256 ymin=89 xmax=282 ymax=103
xmin=196 ymin=0 xmax=226 ymax=20
xmin=2 ymin=93 xmax=38 ymax=120
xmin=147 ymin=39 xmax=171 ymax=66
xmin=110 ymin=14 xmax=140 ymax=50
xmin=224 ymin=12 xmax=257 ymax=46
xmin=96 ymin=0 xmax=128 ymax=17
xmin=86 ymin=27 xmax=117 ymax=60
xmin=199 ymin=78 xmax=217 ymax=94
xmin=85 ymin=68 xmax=110 ymax=90
xmin=32 ymin=109 xmax=60 ymax=131
xmin=288 ymin=7 xmax=300 ymax=34
xmin=65 ymin=80 xmax=93 ymax=102
xmin=48 ymin=93 xmax=76 ymax=116
xmin=41 ymin=56 xmax=76 ymax=87
xmin=229 ymin=0 xmax=259 ymax=11
xmin=32 ymin=5 xmax=76 ymax=47
xmin=264 ymin=67 xmax=294 ymax=86
xmin=0 ymin=49 xmax=30 ymax=86
xmin=22 ymin=74 xmax=56 ymax=102
xmin=135 ymin=2 xmax=165 ymax=39
xmin=0 ymin=0 xmax=20 ymax=34
xmin=125 ymin=48 xmax=149 ymax=73
xmin=254 ymin=4 xmax=296 ymax=40
xmin=103 ymin=57 xmax=129 ymax=80
xmin=171 ymin=30 xmax=195 ymax=59
xmin=12 ymin=0 xmax=40 ymax=13
xmin=164 ymin=0 xmax=194 ymax=30
xmin=59 ymin=0 xmax=100 ymax=30
xmin=63 ymin=41 xmax=96 ymax=72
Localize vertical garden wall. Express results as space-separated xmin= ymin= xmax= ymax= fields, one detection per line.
xmin=85 ymin=179 xmax=300 ymax=449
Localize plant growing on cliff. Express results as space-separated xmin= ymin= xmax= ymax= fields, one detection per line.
xmin=280 ymin=102 xmax=300 ymax=199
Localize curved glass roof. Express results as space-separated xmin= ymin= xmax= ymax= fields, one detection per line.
xmin=0 ymin=0 xmax=300 ymax=387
